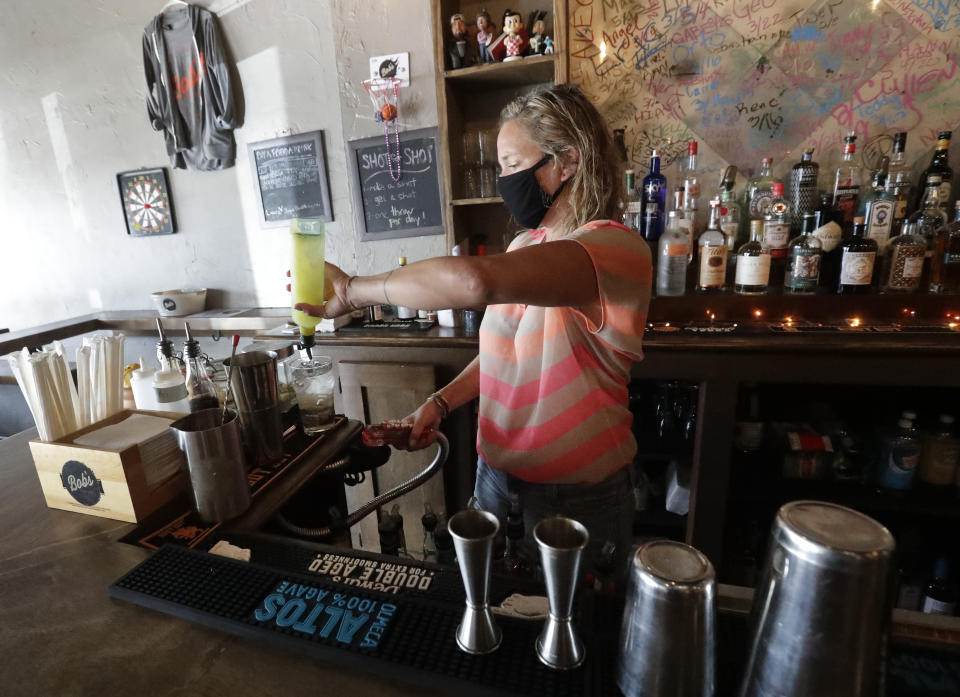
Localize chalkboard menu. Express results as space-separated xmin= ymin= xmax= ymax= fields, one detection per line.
xmin=248 ymin=130 xmax=333 ymax=228
xmin=347 ymin=127 xmax=444 ymax=241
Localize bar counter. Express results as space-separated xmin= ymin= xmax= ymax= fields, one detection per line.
xmin=0 ymin=425 xmax=447 ymax=697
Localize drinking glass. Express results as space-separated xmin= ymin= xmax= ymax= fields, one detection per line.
xmin=291 ymin=356 xmax=336 ymax=434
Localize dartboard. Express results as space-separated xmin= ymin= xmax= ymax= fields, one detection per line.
xmin=117 ymin=168 xmax=176 ymax=236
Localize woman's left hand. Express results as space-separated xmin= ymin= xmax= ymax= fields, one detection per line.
xmin=294 ymin=262 xmax=353 ymax=319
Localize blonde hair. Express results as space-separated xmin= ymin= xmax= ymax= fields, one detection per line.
xmin=500 ymin=84 xmax=623 ymax=232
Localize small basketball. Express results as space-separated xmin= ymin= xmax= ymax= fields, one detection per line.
xmin=380 ymin=104 xmax=398 ymax=121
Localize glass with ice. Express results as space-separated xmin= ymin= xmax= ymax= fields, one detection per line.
xmin=291 ymin=356 xmax=336 ymax=434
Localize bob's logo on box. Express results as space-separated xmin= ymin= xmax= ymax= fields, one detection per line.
xmin=163 ymin=298 xmax=177 ymax=311
xmin=59 ymin=460 xmax=104 ymax=506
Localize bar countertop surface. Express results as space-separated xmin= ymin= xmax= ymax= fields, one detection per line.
xmin=0 ymin=427 xmax=444 ymax=697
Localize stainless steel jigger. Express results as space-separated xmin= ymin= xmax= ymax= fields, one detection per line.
xmin=534 ymin=516 xmax=589 ymax=670
xmin=448 ymin=509 xmax=502 ymax=655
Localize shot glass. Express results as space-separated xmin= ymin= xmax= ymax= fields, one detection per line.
xmin=291 ymin=356 xmax=336 ymax=435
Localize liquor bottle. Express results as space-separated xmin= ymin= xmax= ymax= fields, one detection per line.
xmin=763 ymin=182 xmax=792 ymax=287
xmin=878 ymin=416 xmax=921 ymax=490
xmin=859 ymin=157 xmax=896 ymax=254
xmin=785 ymin=212 xmax=823 ymax=293
xmin=882 ymin=220 xmax=927 ymax=294
xmin=395 ymin=256 xmax=417 ymax=319
xmin=641 ymin=150 xmax=668 ymax=242
xmin=931 ymin=201 xmax=960 ymax=293
xmin=696 ymin=199 xmax=727 ymax=294
xmin=657 ymin=211 xmax=690 ymax=296
xmin=681 ymin=140 xmax=700 ymax=217
xmin=182 ymin=322 xmax=219 ymax=412
xmin=741 ymin=157 xmax=776 ymax=237
xmin=886 ymin=132 xmax=912 ymax=236
xmin=623 ymin=168 xmax=641 ymax=233
xmin=908 ymin=179 xmax=948 ymax=291
xmin=719 ymin=166 xmax=742 ymax=254
xmin=789 ymin=148 xmax=819 ymax=218
xmin=813 ymin=194 xmax=844 ymax=289
xmin=735 ymin=219 xmax=770 ymax=295
xmin=833 ymin=132 xmax=862 ymax=229
xmin=837 ymin=217 xmax=877 ymax=294
xmin=672 ymin=185 xmax=694 ymax=260
xmin=921 ymin=558 xmax=957 ymax=616
xmin=918 ymin=415 xmax=960 ymax=487
xmin=914 ymin=130 xmax=953 ymax=211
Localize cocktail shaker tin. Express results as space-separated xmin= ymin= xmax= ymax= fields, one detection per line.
xmin=738 ymin=501 xmax=895 ymax=697
xmin=617 ymin=540 xmax=716 ymax=697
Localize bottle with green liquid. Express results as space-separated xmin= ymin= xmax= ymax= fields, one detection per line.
xmin=290 ymin=218 xmax=325 ymax=355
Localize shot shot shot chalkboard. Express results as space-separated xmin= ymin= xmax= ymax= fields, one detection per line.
xmin=248 ymin=131 xmax=333 ymax=228
xmin=347 ymin=127 xmax=444 ymax=241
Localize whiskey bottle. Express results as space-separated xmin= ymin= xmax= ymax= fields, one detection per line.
xmin=833 ymin=132 xmax=863 ymax=229
xmin=914 ymin=130 xmax=953 ymax=211
xmin=735 ymin=219 xmax=771 ymax=295
xmin=657 ymin=211 xmax=690 ymax=296
xmin=696 ymin=199 xmax=727 ymax=294
xmin=785 ymin=212 xmax=822 ymax=294
xmin=837 ymin=217 xmax=877 ymax=294
xmin=931 ymin=201 xmax=960 ymax=293
xmin=882 ymin=220 xmax=927 ymax=294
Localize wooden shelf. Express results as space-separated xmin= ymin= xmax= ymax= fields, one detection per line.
xmin=450 ymin=196 xmax=503 ymax=206
xmin=444 ymin=55 xmax=556 ymax=87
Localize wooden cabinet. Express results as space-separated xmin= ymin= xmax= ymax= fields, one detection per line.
xmin=430 ymin=0 xmax=569 ymax=254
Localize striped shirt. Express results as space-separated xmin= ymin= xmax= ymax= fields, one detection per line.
xmin=477 ymin=220 xmax=652 ymax=485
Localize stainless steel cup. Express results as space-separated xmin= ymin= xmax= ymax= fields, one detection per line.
xmin=738 ymin=501 xmax=896 ymax=697
xmin=223 ymin=351 xmax=283 ymax=467
xmin=617 ymin=540 xmax=716 ymax=697
xmin=448 ymin=509 xmax=502 ymax=655
xmin=170 ymin=408 xmax=250 ymax=523
xmin=534 ymin=516 xmax=589 ymax=670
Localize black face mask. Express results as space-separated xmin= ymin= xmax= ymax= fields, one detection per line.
xmin=497 ymin=155 xmax=568 ymax=229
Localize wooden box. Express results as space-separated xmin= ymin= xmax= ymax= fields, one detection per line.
xmin=29 ymin=409 xmax=189 ymax=523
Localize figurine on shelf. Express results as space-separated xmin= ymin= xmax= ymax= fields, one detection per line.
xmin=475 ymin=9 xmax=497 ymax=64
xmin=543 ymin=36 xmax=554 ymax=55
xmin=501 ymin=9 xmax=527 ymax=62
xmin=449 ymin=13 xmax=472 ymax=69
xmin=527 ymin=11 xmax=547 ymax=56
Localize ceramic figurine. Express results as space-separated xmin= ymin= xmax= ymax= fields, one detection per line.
xmin=543 ymin=37 xmax=554 ymax=55
xmin=449 ymin=13 xmax=471 ymax=69
xmin=502 ymin=9 xmax=526 ymax=62
xmin=475 ymin=9 xmax=497 ymax=64
xmin=527 ymin=11 xmax=547 ymax=56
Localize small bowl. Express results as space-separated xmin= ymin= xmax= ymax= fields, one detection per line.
xmin=152 ymin=288 xmax=207 ymax=316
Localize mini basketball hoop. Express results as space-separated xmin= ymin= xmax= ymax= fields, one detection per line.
xmin=363 ymin=77 xmax=402 ymax=182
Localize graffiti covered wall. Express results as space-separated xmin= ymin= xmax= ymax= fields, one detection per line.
xmin=568 ymin=0 xmax=960 ymax=191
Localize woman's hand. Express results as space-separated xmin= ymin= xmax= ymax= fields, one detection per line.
xmin=397 ymin=399 xmax=444 ymax=450
xmin=293 ymin=262 xmax=353 ymax=319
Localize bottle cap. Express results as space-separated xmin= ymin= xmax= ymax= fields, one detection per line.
xmin=927 ymin=174 xmax=943 ymax=184
xmin=709 ymin=197 xmax=720 ymax=207
xmin=853 ymin=216 xmax=865 ymax=224
xmin=762 ymin=157 xmax=773 ymax=164
xmin=651 ymin=149 xmax=659 ymax=158
xmin=398 ymin=256 xmax=407 ymax=265
xmin=750 ymin=219 xmax=763 ymax=234
xmin=937 ymin=130 xmax=952 ymax=140
xmin=772 ymin=182 xmax=784 ymax=196
xmin=897 ymin=418 xmax=913 ymax=429
xmin=893 ymin=132 xmax=907 ymax=151
xmin=688 ymin=141 xmax=697 ymax=156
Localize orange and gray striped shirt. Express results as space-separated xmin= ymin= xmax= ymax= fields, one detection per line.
xmin=477 ymin=220 xmax=652 ymax=485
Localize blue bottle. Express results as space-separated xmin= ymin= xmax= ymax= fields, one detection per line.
xmin=641 ymin=149 xmax=667 ymax=242
xmin=878 ymin=417 xmax=921 ymax=490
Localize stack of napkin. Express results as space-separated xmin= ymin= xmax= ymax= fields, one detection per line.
xmin=73 ymin=413 xmax=185 ymax=486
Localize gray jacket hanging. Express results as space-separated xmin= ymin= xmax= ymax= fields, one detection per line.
xmin=142 ymin=4 xmax=239 ymax=170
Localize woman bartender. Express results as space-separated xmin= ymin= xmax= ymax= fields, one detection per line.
xmin=298 ymin=84 xmax=651 ymax=572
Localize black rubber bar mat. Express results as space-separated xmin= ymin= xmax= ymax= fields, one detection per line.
xmin=118 ymin=417 xmax=347 ymax=551
xmin=110 ymin=545 xmax=620 ymax=697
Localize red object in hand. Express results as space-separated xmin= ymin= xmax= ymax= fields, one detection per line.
xmin=362 ymin=421 xmax=432 ymax=448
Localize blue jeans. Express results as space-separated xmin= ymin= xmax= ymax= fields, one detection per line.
xmin=473 ymin=458 xmax=634 ymax=579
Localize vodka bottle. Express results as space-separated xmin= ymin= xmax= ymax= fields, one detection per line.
xmin=657 ymin=211 xmax=690 ymax=296
xmin=641 ymin=150 xmax=667 ymax=241
xmin=696 ymin=199 xmax=727 ymax=294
